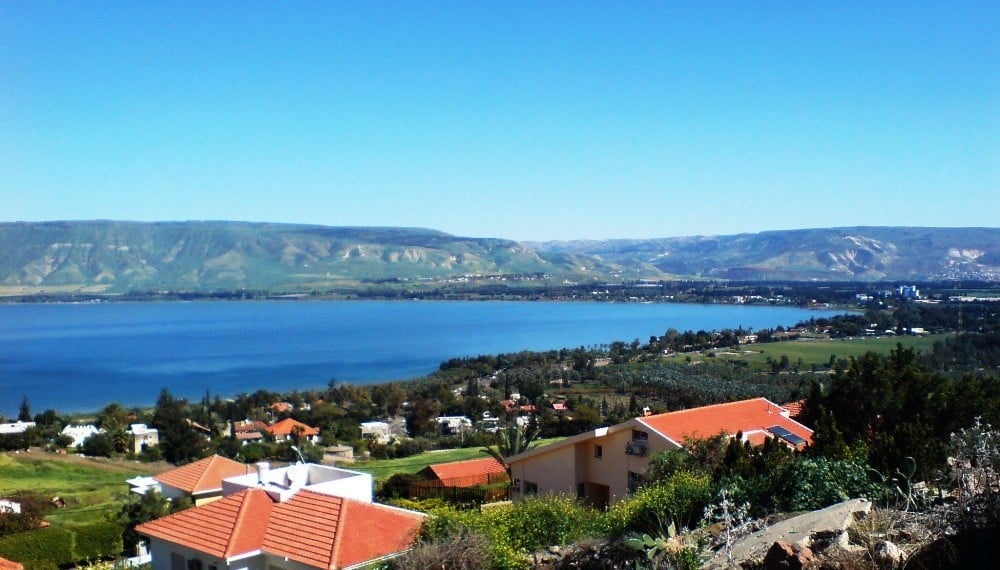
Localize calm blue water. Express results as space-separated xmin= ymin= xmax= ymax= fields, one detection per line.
xmin=0 ymin=301 xmax=845 ymax=414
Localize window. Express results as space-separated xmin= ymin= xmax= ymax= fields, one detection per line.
xmin=512 ymin=478 xmax=521 ymax=493
xmin=187 ymin=560 xmax=203 ymax=570
xmin=170 ymin=554 xmax=185 ymax=570
xmin=594 ymin=444 xmax=603 ymax=459
xmin=631 ymin=429 xmax=649 ymax=442
xmin=627 ymin=471 xmax=643 ymax=494
xmin=577 ymin=483 xmax=586 ymax=498
xmin=524 ymin=481 xmax=538 ymax=496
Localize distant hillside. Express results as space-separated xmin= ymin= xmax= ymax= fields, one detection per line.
xmin=528 ymin=227 xmax=1000 ymax=281
xmin=0 ymin=222 xmax=996 ymax=295
xmin=0 ymin=221 xmax=646 ymax=294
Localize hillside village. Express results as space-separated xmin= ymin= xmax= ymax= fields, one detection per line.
xmin=1 ymin=300 xmax=999 ymax=569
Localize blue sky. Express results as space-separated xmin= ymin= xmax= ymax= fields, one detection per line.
xmin=1 ymin=2 xmax=997 ymax=241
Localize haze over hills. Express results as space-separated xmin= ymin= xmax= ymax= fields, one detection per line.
xmin=0 ymin=221 xmax=997 ymax=295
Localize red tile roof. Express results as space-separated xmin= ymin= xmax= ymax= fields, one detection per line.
xmin=154 ymin=455 xmax=255 ymax=495
xmin=138 ymin=489 xmax=424 ymax=568
xmin=638 ymin=398 xmax=813 ymax=448
xmin=781 ymin=399 xmax=805 ymax=419
xmin=424 ymin=457 xmax=507 ymax=487
xmin=0 ymin=557 xmax=23 ymax=570
xmin=266 ymin=418 xmax=320 ymax=438
xmin=136 ymin=487 xmax=273 ymax=558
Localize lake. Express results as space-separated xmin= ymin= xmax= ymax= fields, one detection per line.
xmin=0 ymin=300 xmax=846 ymax=414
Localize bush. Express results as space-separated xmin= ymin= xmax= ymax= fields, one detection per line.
xmin=390 ymin=531 xmax=493 ymax=570
xmin=0 ymin=528 xmax=75 ymax=568
xmin=73 ymin=521 xmax=123 ymax=561
xmin=603 ymin=472 xmax=712 ymax=536
xmin=422 ymin=495 xmax=605 ymax=569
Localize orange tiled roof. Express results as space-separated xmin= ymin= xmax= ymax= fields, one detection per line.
xmin=266 ymin=418 xmax=320 ymax=437
xmin=0 ymin=557 xmax=23 ymax=570
xmin=425 ymin=457 xmax=507 ymax=487
xmin=638 ymin=397 xmax=813 ymax=448
xmin=138 ymin=488 xmax=424 ymax=568
xmin=136 ymin=487 xmax=273 ymax=558
xmin=154 ymin=455 xmax=255 ymax=495
xmin=781 ymin=399 xmax=805 ymax=418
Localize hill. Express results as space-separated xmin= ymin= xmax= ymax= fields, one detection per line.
xmin=0 ymin=222 xmax=997 ymax=295
xmin=0 ymin=221 xmax=642 ymax=295
xmin=528 ymin=226 xmax=1000 ymax=281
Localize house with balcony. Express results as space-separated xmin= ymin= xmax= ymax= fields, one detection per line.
xmin=506 ymin=397 xmax=813 ymax=508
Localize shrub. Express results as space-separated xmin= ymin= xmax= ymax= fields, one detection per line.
xmin=603 ymin=472 xmax=712 ymax=536
xmin=0 ymin=527 xmax=75 ymax=568
xmin=73 ymin=521 xmax=123 ymax=561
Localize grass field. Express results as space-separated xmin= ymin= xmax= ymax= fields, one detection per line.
xmin=0 ymin=452 xmax=166 ymax=527
xmin=665 ymin=334 xmax=950 ymax=371
xmin=350 ymin=437 xmax=564 ymax=480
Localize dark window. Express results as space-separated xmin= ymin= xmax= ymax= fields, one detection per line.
xmin=187 ymin=560 xmax=203 ymax=570
xmin=525 ymin=481 xmax=538 ymax=495
xmin=628 ymin=471 xmax=643 ymax=494
xmin=632 ymin=430 xmax=648 ymax=442
xmin=577 ymin=483 xmax=586 ymax=498
xmin=170 ymin=554 xmax=184 ymax=570
xmin=594 ymin=444 xmax=603 ymax=459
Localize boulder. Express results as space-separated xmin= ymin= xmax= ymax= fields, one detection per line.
xmin=762 ymin=541 xmax=815 ymax=570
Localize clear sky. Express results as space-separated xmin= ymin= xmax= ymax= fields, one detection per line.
xmin=1 ymin=2 xmax=997 ymax=241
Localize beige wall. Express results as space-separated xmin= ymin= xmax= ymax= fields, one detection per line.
xmin=509 ymin=423 xmax=682 ymax=505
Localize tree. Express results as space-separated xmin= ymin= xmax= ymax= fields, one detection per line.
xmin=119 ymin=491 xmax=190 ymax=553
xmin=482 ymin=425 xmax=540 ymax=476
xmin=17 ymin=396 xmax=31 ymax=422
xmin=80 ymin=432 xmax=115 ymax=457
xmin=152 ymin=388 xmax=204 ymax=464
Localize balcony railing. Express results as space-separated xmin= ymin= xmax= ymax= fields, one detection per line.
xmin=625 ymin=443 xmax=648 ymax=457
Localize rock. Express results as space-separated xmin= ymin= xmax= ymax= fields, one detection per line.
xmin=762 ymin=541 xmax=815 ymax=570
xmin=874 ymin=540 xmax=902 ymax=565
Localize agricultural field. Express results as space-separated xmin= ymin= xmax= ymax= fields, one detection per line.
xmin=666 ymin=333 xmax=950 ymax=372
xmin=0 ymin=451 xmax=166 ymax=527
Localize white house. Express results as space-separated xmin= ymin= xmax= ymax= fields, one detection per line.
xmin=61 ymin=424 xmax=100 ymax=448
xmin=128 ymin=424 xmax=159 ymax=454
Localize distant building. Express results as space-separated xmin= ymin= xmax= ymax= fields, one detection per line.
xmin=435 ymin=416 xmax=472 ymax=436
xmin=361 ymin=421 xmax=391 ymax=443
xmin=263 ymin=418 xmax=320 ymax=443
xmin=0 ymin=421 xmax=35 ymax=435
xmin=898 ymin=285 xmax=920 ymax=299
xmin=128 ymin=424 xmax=159 ymax=454
xmin=60 ymin=424 xmax=100 ymax=447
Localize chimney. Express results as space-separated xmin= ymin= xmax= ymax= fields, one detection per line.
xmin=257 ymin=462 xmax=270 ymax=486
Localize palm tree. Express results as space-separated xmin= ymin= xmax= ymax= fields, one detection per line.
xmin=482 ymin=424 xmax=540 ymax=475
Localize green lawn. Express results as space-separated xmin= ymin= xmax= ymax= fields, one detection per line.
xmin=671 ymin=333 xmax=950 ymax=371
xmin=350 ymin=437 xmax=564 ymax=481
xmin=0 ymin=452 xmax=162 ymax=527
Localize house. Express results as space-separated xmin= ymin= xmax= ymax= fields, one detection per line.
xmin=0 ymin=421 xmax=35 ymax=435
xmin=264 ymin=418 xmax=320 ymax=443
xmin=360 ymin=421 xmax=391 ymax=443
xmin=151 ymin=455 xmax=257 ymax=506
xmin=0 ymin=556 xmax=23 ymax=570
xmin=230 ymin=419 xmax=267 ymax=444
xmin=128 ymin=424 xmax=159 ymax=454
xmin=506 ymin=398 xmax=813 ymax=508
xmin=60 ymin=424 xmax=100 ymax=448
xmin=410 ymin=456 xmax=510 ymax=502
xmin=435 ymin=416 xmax=472 ymax=436
xmin=137 ymin=463 xmax=425 ymax=570
xmin=0 ymin=500 xmax=21 ymax=514
xmin=418 ymin=457 xmax=507 ymax=489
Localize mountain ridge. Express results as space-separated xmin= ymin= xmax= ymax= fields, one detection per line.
xmin=1 ymin=221 xmax=997 ymax=294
